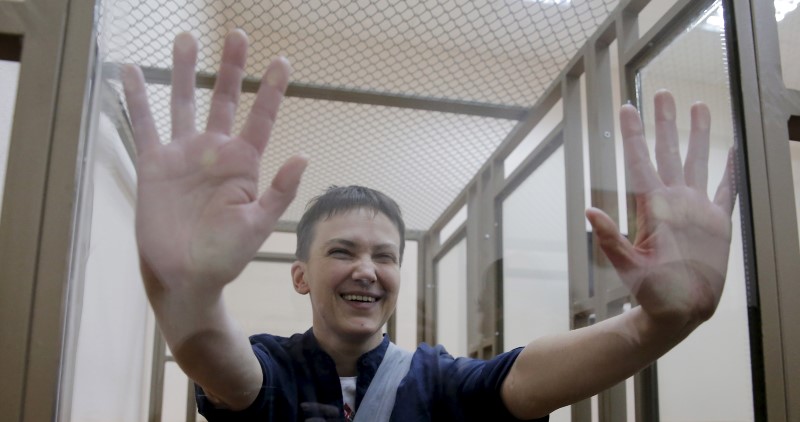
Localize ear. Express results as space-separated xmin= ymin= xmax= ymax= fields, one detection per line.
xmin=291 ymin=261 xmax=310 ymax=295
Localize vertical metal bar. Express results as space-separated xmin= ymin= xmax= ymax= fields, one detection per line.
xmin=422 ymin=233 xmax=437 ymax=345
xmin=186 ymin=378 xmax=196 ymax=422
xmin=563 ymin=67 xmax=591 ymax=310
xmin=586 ymin=32 xmax=629 ymax=422
xmin=563 ymin=65 xmax=593 ymax=421
xmin=149 ymin=332 xmax=166 ymax=422
xmin=465 ymin=181 xmax=484 ymax=357
xmin=0 ymin=2 xmax=70 ymax=419
xmin=598 ymin=302 xmax=628 ymax=422
xmin=617 ymin=5 xmax=660 ymax=422
xmin=733 ymin=0 xmax=800 ymax=419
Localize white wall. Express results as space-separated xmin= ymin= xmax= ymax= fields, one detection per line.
xmin=68 ymin=114 xmax=154 ymax=422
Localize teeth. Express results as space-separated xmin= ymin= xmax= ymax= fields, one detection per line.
xmin=342 ymin=294 xmax=376 ymax=303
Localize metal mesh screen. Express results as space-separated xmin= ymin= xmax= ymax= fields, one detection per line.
xmin=103 ymin=0 xmax=620 ymax=230
xmin=105 ymin=0 xmax=618 ymax=106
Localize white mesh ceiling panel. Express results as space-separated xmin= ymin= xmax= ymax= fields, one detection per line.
xmin=103 ymin=0 xmax=621 ymax=230
xmin=105 ymin=0 xmax=618 ymax=106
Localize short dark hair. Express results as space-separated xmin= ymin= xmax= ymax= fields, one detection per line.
xmin=295 ymin=185 xmax=405 ymax=262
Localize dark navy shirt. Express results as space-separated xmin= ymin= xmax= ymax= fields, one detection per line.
xmin=196 ymin=329 xmax=548 ymax=421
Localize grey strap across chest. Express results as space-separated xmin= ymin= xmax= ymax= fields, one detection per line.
xmin=353 ymin=343 xmax=413 ymax=422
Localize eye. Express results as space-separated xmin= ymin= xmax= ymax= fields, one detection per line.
xmin=374 ymin=253 xmax=398 ymax=264
xmin=328 ymin=248 xmax=352 ymax=258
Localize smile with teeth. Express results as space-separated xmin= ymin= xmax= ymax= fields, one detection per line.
xmin=341 ymin=294 xmax=377 ymax=303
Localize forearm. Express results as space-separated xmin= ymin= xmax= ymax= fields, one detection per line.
xmin=140 ymin=259 xmax=262 ymax=410
xmin=501 ymin=306 xmax=697 ymax=419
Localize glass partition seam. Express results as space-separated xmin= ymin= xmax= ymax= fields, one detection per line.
xmin=748 ymin=0 xmax=800 ymax=417
xmin=562 ymin=74 xmax=591 ymax=307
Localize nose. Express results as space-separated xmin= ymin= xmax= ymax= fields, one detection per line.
xmin=352 ymin=257 xmax=377 ymax=284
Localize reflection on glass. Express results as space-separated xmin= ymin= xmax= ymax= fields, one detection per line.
xmin=776 ymin=0 xmax=800 ymax=90
xmin=637 ymin=3 xmax=754 ymax=420
xmin=436 ymin=238 xmax=467 ymax=357
xmin=502 ymin=146 xmax=570 ymax=422
xmin=0 ymin=60 xmax=20 ymax=219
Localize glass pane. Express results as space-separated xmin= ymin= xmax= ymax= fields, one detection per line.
xmin=502 ymin=146 xmax=570 ymax=422
xmin=0 ymin=60 xmax=20 ymax=220
xmin=636 ymin=2 xmax=755 ymax=420
xmin=436 ymin=238 xmax=467 ymax=357
xmin=776 ymin=0 xmax=800 ymax=90
xmin=791 ymin=142 xmax=800 ymax=251
xmin=396 ymin=240 xmax=419 ymax=350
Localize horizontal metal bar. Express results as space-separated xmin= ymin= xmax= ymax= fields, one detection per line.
xmin=253 ymin=252 xmax=296 ymax=263
xmin=119 ymin=64 xmax=528 ymax=120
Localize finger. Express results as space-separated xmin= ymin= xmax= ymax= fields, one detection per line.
xmin=713 ymin=147 xmax=737 ymax=215
xmin=206 ymin=30 xmax=248 ymax=135
xmin=122 ymin=64 xmax=160 ymax=153
xmin=654 ymin=90 xmax=685 ymax=186
xmin=620 ymin=104 xmax=663 ymax=194
xmin=684 ymin=102 xmax=711 ymax=193
xmin=256 ymin=155 xmax=309 ymax=228
xmin=171 ymin=32 xmax=198 ymax=140
xmin=239 ymin=57 xmax=291 ymax=154
xmin=586 ymin=207 xmax=639 ymax=280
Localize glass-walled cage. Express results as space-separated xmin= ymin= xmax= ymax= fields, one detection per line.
xmin=1 ymin=0 xmax=799 ymax=421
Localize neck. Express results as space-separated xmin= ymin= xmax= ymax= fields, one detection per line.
xmin=312 ymin=327 xmax=383 ymax=377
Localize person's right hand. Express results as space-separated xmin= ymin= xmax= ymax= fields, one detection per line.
xmin=123 ymin=30 xmax=307 ymax=291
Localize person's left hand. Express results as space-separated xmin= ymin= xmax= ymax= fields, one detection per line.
xmin=586 ymin=90 xmax=736 ymax=331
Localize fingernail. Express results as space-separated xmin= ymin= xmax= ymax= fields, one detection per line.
xmin=265 ymin=61 xmax=289 ymax=88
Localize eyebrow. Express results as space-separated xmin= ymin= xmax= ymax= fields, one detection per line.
xmin=324 ymin=238 xmax=398 ymax=252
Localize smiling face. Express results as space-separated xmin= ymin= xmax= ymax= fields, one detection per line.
xmin=291 ymin=208 xmax=401 ymax=348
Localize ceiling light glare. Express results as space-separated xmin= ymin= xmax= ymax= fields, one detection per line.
xmin=775 ymin=0 xmax=800 ymax=21
xmin=706 ymin=12 xmax=725 ymax=30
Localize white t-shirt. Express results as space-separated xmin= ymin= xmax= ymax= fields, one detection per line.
xmin=340 ymin=376 xmax=357 ymax=420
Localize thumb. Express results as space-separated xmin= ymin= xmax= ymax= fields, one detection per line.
xmin=256 ymin=154 xmax=308 ymax=229
xmin=585 ymin=207 xmax=638 ymax=277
